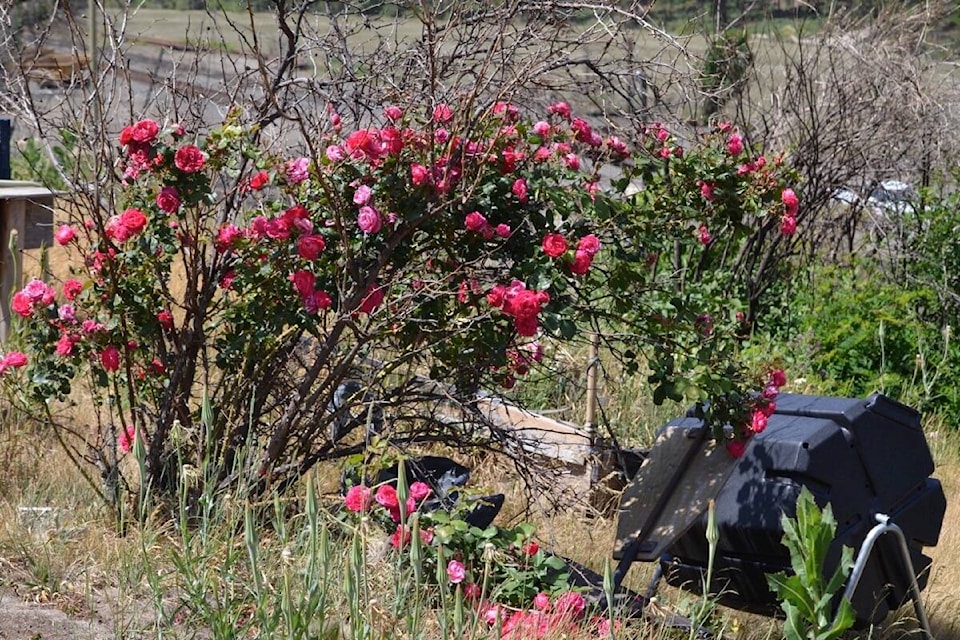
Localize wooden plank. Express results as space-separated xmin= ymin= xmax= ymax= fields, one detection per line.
xmin=614 ymin=425 xmax=737 ymax=562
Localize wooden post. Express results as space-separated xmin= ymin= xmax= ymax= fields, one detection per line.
xmin=0 ymin=183 xmax=55 ymax=342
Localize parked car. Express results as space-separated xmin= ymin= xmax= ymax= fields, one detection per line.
xmin=833 ymin=180 xmax=919 ymax=216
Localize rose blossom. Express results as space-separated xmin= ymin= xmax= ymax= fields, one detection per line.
xmin=54 ymin=224 xmax=76 ymax=246
xmin=780 ymin=215 xmax=797 ymax=236
xmin=512 ymin=178 xmax=528 ymax=203
xmin=353 ymin=184 xmax=373 ymax=205
xmin=410 ymin=163 xmax=430 ymax=186
xmin=156 ymin=186 xmax=180 ymax=214
xmin=297 ymin=235 xmax=326 ymax=260
xmin=129 ymin=119 xmax=159 ymax=143
xmin=117 ymin=425 xmax=136 ymax=454
xmin=570 ymin=249 xmax=593 ymax=275
xmin=100 ymin=345 xmax=121 ymax=372
xmin=249 ymin=170 xmax=269 ymax=190
xmin=325 ymin=145 xmax=345 ymax=162
xmin=174 ymin=144 xmax=206 ymax=172
xmin=63 ymin=279 xmax=83 ymax=301
xmin=446 ymin=560 xmax=466 ymax=584
xmin=542 ymin=233 xmax=568 ymax=258
xmin=344 ymin=485 xmax=373 ymax=512
xmin=727 ymin=133 xmax=744 ymax=156
xmin=357 ymin=206 xmax=382 ymax=234
xmin=432 ymin=103 xmax=453 ymax=124
xmin=464 ymin=211 xmax=487 ymax=232
xmin=547 ymin=101 xmax=571 ymax=119
xmin=55 ymin=334 xmax=76 ymax=356
xmin=357 ymin=285 xmax=385 ymax=314
xmin=577 ymin=234 xmax=600 ymax=256
xmin=384 ymin=105 xmax=403 ymax=121
xmin=285 ymin=157 xmax=310 ymax=184
xmin=496 ymin=223 xmax=511 ymax=238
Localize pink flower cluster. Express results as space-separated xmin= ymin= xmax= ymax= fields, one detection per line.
xmin=726 ymin=368 xmax=787 ymax=458
xmin=105 ymin=208 xmax=148 ymax=243
xmin=480 ymin=590 xmax=589 ymax=639
xmin=541 ymin=233 xmax=600 ymax=276
xmin=11 ymin=278 xmax=56 ymax=318
xmin=781 ymin=188 xmax=799 ymax=236
xmin=119 ymin=118 xmax=203 ymax=182
xmin=344 ymin=481 xmax=435 ymax=550
xmin=0 ymin=350 xmax=27 ymax=376
xmin=487 ymin=281 xmax=550 ymax=337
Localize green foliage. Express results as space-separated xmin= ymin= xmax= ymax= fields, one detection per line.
xmin=767 ymin=487 xmax=856 ymax=640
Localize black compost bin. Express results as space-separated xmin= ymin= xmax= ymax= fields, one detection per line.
xmin=640 ymin=393 xmax=945 ymax=625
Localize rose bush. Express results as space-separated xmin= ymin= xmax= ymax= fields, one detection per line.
xmin=10 ymin=101 xmax=798 ymax=509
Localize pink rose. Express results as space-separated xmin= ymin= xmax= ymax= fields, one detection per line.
xmin=727 ymin=133 xmax=744 ymax=156
xmin=120 ymin=208 xmax=148 ymax=234
xmin=699 ymin=181 xmax=714 ymax=201
xmin=305 ymin=290 xmax=332 ymax=313
xmin=215 ymin=224 xmax=243 ymax=252
xmin=577 ymin=234 xmax=600 ymax=256
xmin=541 ymin=233 xmax=568 ymax=258
xmin=156 ymin=186 xmax=180 ymax=214
xmin=432 ymin=103 xmax=453 ymax=124
xmin=289 ymin=270 xmax=316 ymax=298
xmin=117 ymin=425 xmax=136 ymax=454
xmin=325 ymin=145 xmax=345 ymax=162
xmin=563 ymin=153 xmax=580 ymax=170
xmin=464 ymin=211 xmax=487 ymax=232
xmin=344 ymin=129 xmax=384 ymax=162
xmin=496 ymin=223 xmax=511 ymax=238
xmin=512 ymin=178 xmax=528 ymax=203
xmin=54 ymin=224 xmax=76 ymax=246
xmin=357 ymin=206 xmax=382 ymax=234
xmin=63 ymin=279 xmax=83 ymax=301
xmin=353 ymin=184 xmax=373 ymax=205
xmin=698 ymin=224 xmax=712 ymax=245
xmin=344 ymin=485 xmax=372 ymax=512
xmin=532 ymin=121 xmax=551 ymax=137
xmin=384 ymin=105 xmax=403 ymax=121
xmin=771 ymin=368 xmax=787 ymax=388
xmin=409 ymin=481 xmax=432 ymax=502
xmin=410 ymin=164 xmax=430 ymax=186
xmin=533 ymin=592 xmax=551 ymax=612
xmin=554 ymin=592 xmax=586 ymax=619
xmin=782 ymin=188 xmax=799 ymax=216
xmin=174 ymin=144 xmax=206 ymax=173
xmin=446 ymin=560 xmax=466 ymax=584
xmin=780 ymin=215 xmax=797 ymax=236
xmin=285 ymin=157 xmax=310 ymax=184
xmin=55 ymin=334 xmax=75 ymax=357
xmin=1 ymin=351 xmax=27 ymax=368
xmin=157 ymin=309 xmax=174 ymax=330
xmin=547 ymin=101 xmax=571 ymax=119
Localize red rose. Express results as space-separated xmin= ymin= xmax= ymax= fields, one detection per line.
xmin=289 ymin=270 xmax=316 ymax=298
xmin=11 ymin=291 xmax=33 ymax=318
xmin=249 ymin=170 xmax=269 ymax=190
xmin=120 ymin=208 xmax=148 ymax=234
xmin=541 ymin=233 xmax=568 ymax=258
xmin=570 ymin=249 xmax=593 ymax=275
xmin=130 ymin=119 xmax=159 ymax=143
xmin=297 ymin=235 xmax=326 ymax=260
xmin=100 ymin=345 xmax=121 ymax=372
xmin=174 ymin=144 xmax=206 ymax=173
xmin=155 ymin=187 xmax=180 ymax=214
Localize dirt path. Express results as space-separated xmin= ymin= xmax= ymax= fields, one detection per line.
xmin=0 ymin=591 xmax=112 ymax=640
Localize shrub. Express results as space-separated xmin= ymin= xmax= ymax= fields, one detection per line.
xmin=6 ymin=103 xmax=797 ymax=512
